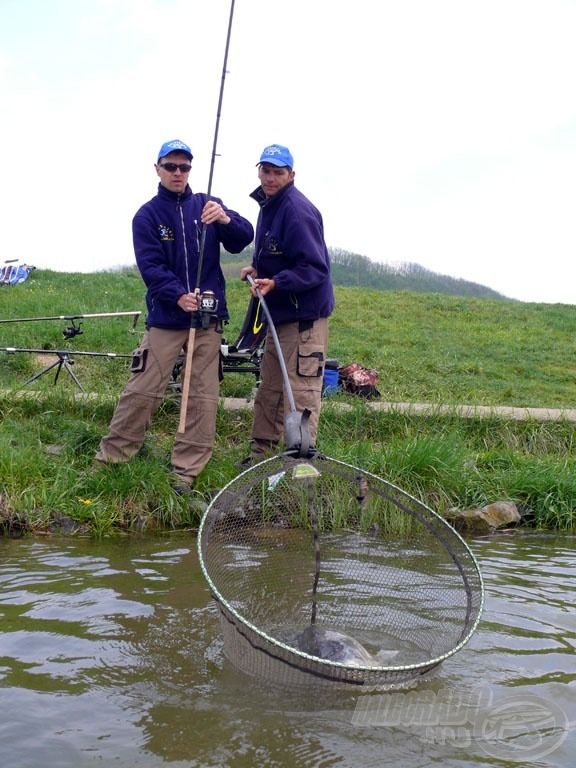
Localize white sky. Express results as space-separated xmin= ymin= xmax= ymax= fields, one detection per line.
xmin=1 ymin=0 xmax=575 ymax=304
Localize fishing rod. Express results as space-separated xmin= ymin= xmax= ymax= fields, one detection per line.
xmin=0 ymin=311 xmax=141 ymax=327
xmin=195 ymin=0 xmax=236 ymax=289
xmin=0 ymin=312 xmax=141 ymax=343
xmin=178 ymin=0 xmax=236 ymax=433
xmin=0 ymin=311 xmax=141 ymax=341
xmin=0 ymin=347 xmax=132 ymax=358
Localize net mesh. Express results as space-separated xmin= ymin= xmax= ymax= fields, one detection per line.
xmin=198 ymin=453 xmax=484 ymax=688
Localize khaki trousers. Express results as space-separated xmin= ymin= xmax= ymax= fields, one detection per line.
xmin=96 ymin=325 xmax=221 ymax=483
xmin=250 ymin=317 xmax=328 ymax=455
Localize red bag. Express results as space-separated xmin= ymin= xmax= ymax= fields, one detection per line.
xmin=338 ymin=363 xmax=380 ymax=399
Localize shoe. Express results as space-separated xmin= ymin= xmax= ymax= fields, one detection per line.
xmin=169 ymin=476 xmax=195 ymax=496
xmin=88 ymin=458 xmax=107 ymax=476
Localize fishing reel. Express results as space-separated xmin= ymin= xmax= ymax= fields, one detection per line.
xmin=199 ymin=290 xmax=219 ymax=330
xmin=62 ymin=320 xmax=83 ymax=340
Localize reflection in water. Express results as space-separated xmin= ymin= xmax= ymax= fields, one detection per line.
xmin=0 ymin=533 xmax=574 ymax=767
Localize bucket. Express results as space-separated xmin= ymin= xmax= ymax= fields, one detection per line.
xmin=323 ymin=359 xmax=340 ymax=396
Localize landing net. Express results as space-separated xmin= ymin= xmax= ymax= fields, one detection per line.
xmin=198 ymin=453 xmax=484 ymax=688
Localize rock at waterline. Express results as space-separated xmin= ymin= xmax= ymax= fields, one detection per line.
xmin=447 ymin=500 xmax=521 ymax=532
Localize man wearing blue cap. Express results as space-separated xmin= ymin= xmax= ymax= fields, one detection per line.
xmin=95 ymin=139 xmax=254 ymax=494
xmin=240 ymin=144 xmax=335 ymax=462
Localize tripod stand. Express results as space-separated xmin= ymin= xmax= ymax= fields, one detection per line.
xmin=0 ymin=346 xmax=133 ymax=391
xmin=22 ymin=351 xmax=84 ymax=391
xmin=0 ymin=311 xmax=140 ymax=392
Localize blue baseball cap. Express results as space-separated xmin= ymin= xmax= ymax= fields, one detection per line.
xmin=157 ymin=139 xmax=193 ymax=162
xmin=258 ymin=144 xmax=294 ymax=168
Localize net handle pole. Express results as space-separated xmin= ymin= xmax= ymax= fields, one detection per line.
xmin=246 ymin=275 xmax=297 ymax=414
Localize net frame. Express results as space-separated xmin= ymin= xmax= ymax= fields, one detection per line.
xmin=198 ymin=453 xmax=484 ymax=688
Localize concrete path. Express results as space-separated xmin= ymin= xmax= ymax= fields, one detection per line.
xmin=221 ymin=397 xmax=576 ymax=422
xmin=6 ymin=389 xmax=576 ymax=422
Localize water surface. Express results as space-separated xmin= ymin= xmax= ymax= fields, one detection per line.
xmin=0 ymin=532 xmax=574 ymax=767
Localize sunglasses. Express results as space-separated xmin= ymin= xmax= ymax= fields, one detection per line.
xmin=159 ymin=162 xmax=192 ymax=173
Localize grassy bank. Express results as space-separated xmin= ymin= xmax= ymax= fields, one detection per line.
xmin=1 ymin=268 xmax=575 ymax=536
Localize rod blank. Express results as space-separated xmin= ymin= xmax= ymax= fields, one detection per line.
xmin=0 ymin=311 xmax=141 ymax=324
xmin=0 ymin=347 xmax=132 ymax=358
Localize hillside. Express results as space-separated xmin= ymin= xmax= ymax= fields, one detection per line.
xmin=221 ymin=246 xmax=508 ymax=300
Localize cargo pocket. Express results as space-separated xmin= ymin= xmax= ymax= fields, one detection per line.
xmin=131 ymin=347 xmax=148 ymax=373
xmin=297 ymin=345 xmax=324 ymax=378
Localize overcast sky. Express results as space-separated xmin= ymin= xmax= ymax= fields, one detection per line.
xmin=2 ymin=0 xmax=575 ymax=303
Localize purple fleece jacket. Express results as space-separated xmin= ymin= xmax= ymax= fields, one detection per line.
xmin=249 ymin=181 xmax=335 ymax=326
xmin=133 ymin=183 xmax=254 ymax=329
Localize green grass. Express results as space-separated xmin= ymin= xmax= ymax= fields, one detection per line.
xmin=1 ymin=267 xmax=575 ymax=536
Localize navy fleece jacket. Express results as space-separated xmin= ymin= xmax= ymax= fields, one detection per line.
xmin=249 ymin=182 xmax=335 ymax=326
xmin=133 ymin=183 xmax=254 ymax=329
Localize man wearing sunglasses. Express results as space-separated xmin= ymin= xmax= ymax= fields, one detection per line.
xmin=239 ymin=144 xmax=335 ymax=464
xmin=95 ymin=139 xmax=254 ymax=495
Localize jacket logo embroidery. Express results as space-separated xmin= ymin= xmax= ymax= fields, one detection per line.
xmin=158 ymin=224 xmax=174 ymax=241
xmin=266 ymin=237 xmax=282 ymax=255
